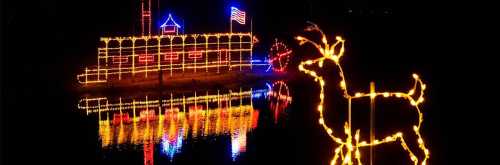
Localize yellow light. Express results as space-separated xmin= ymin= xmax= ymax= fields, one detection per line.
xmin=383 ymin=92 xmax=389 ymax=97
xmin=355 ymin=93 xmax=362 ymax=97
xmin=310 ymin=71 xmax=317 ymax=77
xmin=87 ymin=87 xmax=261 ymax=150
xmin=297 ymin=24 xmax=429 ymax=165
xmin=77 ymin=33 xmax=256 ymax=84
xmin=331 ymin=55 xmax=338 ymax=62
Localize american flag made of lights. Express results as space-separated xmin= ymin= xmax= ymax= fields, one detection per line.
xmin=231 ymin=7 xmax=246 ymax=25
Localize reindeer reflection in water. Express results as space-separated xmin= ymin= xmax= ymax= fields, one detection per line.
xmin=296 ymin=23 xmax=429 ymax=165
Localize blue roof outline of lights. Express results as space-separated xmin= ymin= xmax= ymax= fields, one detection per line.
xmin=160 ymin=13 xmax=181 ymax=28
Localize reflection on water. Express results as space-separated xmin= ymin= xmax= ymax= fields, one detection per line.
xmin=267 ymin=81 xmax=292 ymax=124
xmin=78 ymin=82 xmax=291 ymax=164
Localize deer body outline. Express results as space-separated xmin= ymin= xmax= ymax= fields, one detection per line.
xmin=296 ymin=23 xmax=429 ymax=165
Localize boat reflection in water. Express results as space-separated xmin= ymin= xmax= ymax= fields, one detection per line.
xmin=78 ymin=84 xmax=280 ymax=163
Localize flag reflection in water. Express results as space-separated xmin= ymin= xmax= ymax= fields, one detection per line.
xmin=161 ymin=128 xmax=184 ymax=160
xmin=79 ymin=87 xmax=267 ymax=163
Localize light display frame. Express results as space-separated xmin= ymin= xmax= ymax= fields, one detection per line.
xmin=296 ymin=23 xmax=429 ymax=165
xmin=77 ymin=33 xmax=269 ymax=84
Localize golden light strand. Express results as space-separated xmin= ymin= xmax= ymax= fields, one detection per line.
xmin=77 ymin=33 xmax=268 ymax=84
xmin=296 ymin=23 xmax=429 ymax=165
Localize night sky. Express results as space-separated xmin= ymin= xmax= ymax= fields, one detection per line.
xmin=2 ymin=0 xmax=484 ymax=164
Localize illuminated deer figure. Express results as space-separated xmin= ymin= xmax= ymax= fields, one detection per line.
xmin=296 ymin=23 xmax=429 ymax=165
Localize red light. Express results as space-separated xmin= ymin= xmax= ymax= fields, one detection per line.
xmin=188 ymin=51 xmax=203 ymax=59
xmin=112 ymin=56 xmax=128 ymax=64
xmin=163 ymin=52 xmax=179 ymax=61
xmin=112 ymin=113 xmax=130 ymax=125
xmin=140 ymin=109 xmax=156 ymax=121
xmin=163 ymin=26 xmax=177 ymax=34
xmin=138 ymin=54 xmax=154 ymax=63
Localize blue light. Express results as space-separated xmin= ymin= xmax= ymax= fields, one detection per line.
xmin=252 ymin=88 xmax=270 ymax=99
xmin=231 ymin=138 xmax=239 ymax=161
xmin=265 ymin=83 xmax=272 ymax=91
xmin=161 ymin=128 xmax=184 ymax=160
xmin=160 ymin=13 xmax=181 ymax=28
xmin=265 ymin=65 xmax=272 ymax=72
xmin=251 ymin=59 xmax=264 ymax=63
xmin=228 ymin=3 xmax=243 ymax=13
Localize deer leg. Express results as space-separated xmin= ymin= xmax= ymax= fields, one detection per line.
xmin=395 ymin=134 xmax=419 ymax=165
xmin=331 ymin=144 xmax=344 ymax=165
xmin=412 ymin=127 xmax=429 ymax=165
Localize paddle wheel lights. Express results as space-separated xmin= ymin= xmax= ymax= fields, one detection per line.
xmin=268 ymin=39 xmax=292 ymax=72
xmin=296 ymin=23 xmax=429 ymax=165
xmin=267 ymin=80 xmax=292 ymax=123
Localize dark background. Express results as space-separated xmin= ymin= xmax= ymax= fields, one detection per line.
xmin=2 ymin=0 xmax=485 ymax=164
